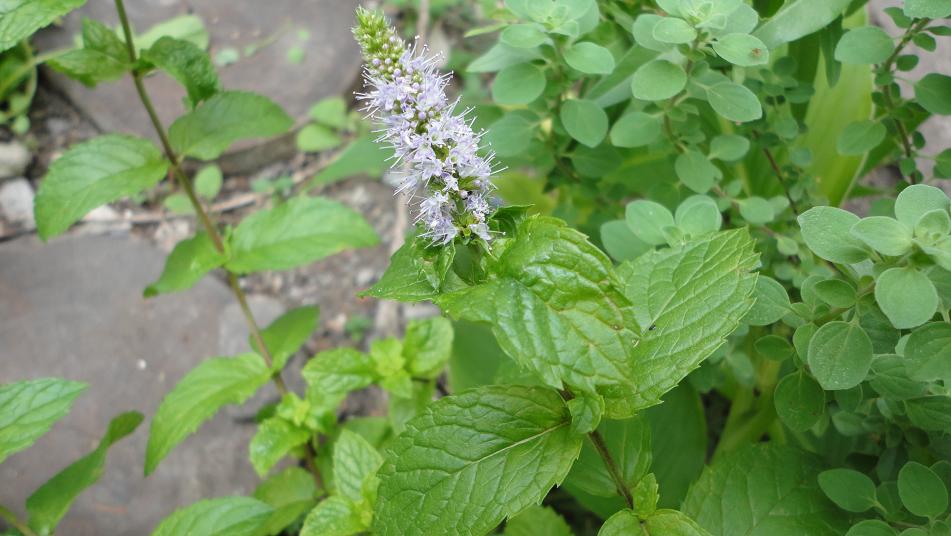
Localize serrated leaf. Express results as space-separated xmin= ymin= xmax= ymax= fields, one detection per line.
xmin=616 ymin=229 xmax=757 ymax=414
xmin=26 ymin=411 xmax=142 ymax=534
xmin=145 ymin=353 xmax=271 ymax=475
xmin=402 ymin=316 xmax=453 ymax=378
xmin=249 ymin=417 xmax=310 ymax=477
xmin=142 ymin=36 xmax=219 ymax=107
xmin=253 ymin=306 xmax=319 ymax=372
xmin=301 ymin=348 xmax=376 ymax=412
xmin=151 ymin=497 xmax=273 ymax=536
xmin=144 ymin=232 xmax=226 ymax=297
xmin=361 ymin=240 xmax=439 ymax=301
xmin=35 ymin=135 xmax=169 ymax=240
xmin=504 ymin=505 xmax=572 ymax=536
xmin=564 ymin=415 xmax=650 ymax=498
xmin=683 ymin=444 xmax=845 ymax=535
xmin=0 ymin=0 xmax=86 ymax=53
xmin=169 ymin=91 xmax=293 ymax=160
xmin=0 ymin=378 xmax=86 ymax=464
xmin=560 ymin=99 xmax=608 ymax=147
xmin=47 ymin=19 xmax=129 ymax=86
xmin=300 ymin=496 xmax=365 ymax=536
xmin=226 ymin=196 xmax=379 ymax=274
xmin=373 ymin=385 xmax=582 ymax=535
xmin=254 ymin=467 xmax=319 ymax=536
xmin=333 ymin=429 xmax=383 ymax=503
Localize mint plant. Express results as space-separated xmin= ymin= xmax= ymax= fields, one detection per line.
xmin=2 ymin=0 xmax=951 ymax=535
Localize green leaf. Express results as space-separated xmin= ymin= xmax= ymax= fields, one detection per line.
xmin=35 ymin=135 xmax=169 ymax=240
xmin=0 ymin=378 xmax=86 ymax=464
xmin=560 ymin=99 xmax=608 ymax=147
xmin=706 ymin=82 xmax=762 ymax=123
xmin=194 ymin=165 xmax=223 ymax=199
xmin=151 ymin=497 xmax=273 ymax=536
xmin=818 ymin=468 xmax=877 ymax=513
xmin=631 ymin=60 xmax=686 ymax=101
xmin=798 ymin=206 xmax=869 ymax=264
xmin=626 ymin=200 xmax=675 ymax=246
xmin=0 ymin=0 xmax=86 ymax=53
xmin=775 ymin=372 xmax=825 ymax=431
xmin=144 ymin=232 xmax=226 ymax=297
xmin=869 ymin=354 xmax=927 ymax=401
xmin=808 ymin=321 xmax=873 ymax=390
xmin=898 ymin=462 xmax=949 ymax=518
xmin=360 ymin=240 xmax=439 ymax=302
xmin=609 ymin=112 xmax=662 ymax=148
xmin=135 ymin=14 xmax=209 ymax=50
xmin=652 ymin=17 xmax=697 ymax=44
xmin=47 ymin=19 xmax=129 ymax=86
xmin=26 ymin=412 xmax=142 ymax=534
xmin=738 ymin=196 xmax=775 ymax=225
xmin=598 ymin=509 xmax=639 ymax=535
xmin=752 ymin=0 xmax=852 ymax=49
xmin=249 ymin=417 xmax=310 ymax=477
xmin=254 ymin=306 xmax=319 ymax=372
xmin=402 ymin=316 xmax=453 ymax=378
xmin=642 ymin=510 xmax=710 ymax=536
xmin=141 ymin=36 xmax=219 ymax=106
xmin=675 ymin=195 xmax=722 ymax=238
xmin=565 ymin=415 xmax=650 ymax=498
xmin=486 ymin=113 xmax=538 ymax=157
xmin=744 ymin=275 xmax=791 ymax=326
xmin=617 ymin=229 xmax=757 ymax=414
xmin=504 ymin=505 xmax=572 ymax=536
xmin=169 ymin=91 xmax=293 ymax=160
xmin=254 ymin=467 xmax=319 ymax=536
xmin=875 ymin=267 xmax=938 ymax=329
xmin=709 ymin=134 xmax=750 ymax=161
xmin=600 ymin=220 xmax=651 ymax=262
xmin=564 ymin=42 xmax=615 ymax=74
xmin=333 ymin=429 xmax=383 ymax=502
xmin=492 ymin=63 xmax=546 ymax=104
xmin=500 ymin=24 xmax=548 ymax=48
xmin=308 ymin=136 xmax=392 ymax=187
xmin=915 ymin=73 xmax=951 ymax=115
xmin=675 ymin=150 xmax=720 ymax=194
xmin=836 ymin=120 xmax=887 ymax=155
xmin=905 ymin=396 xmax=951 ymax=431
xmin=905 ymin=0 xmax=951 ymax=17
xmin=814 ymin=279 xmax=857 ymax=308
xmin=436 ymin=217 xmax=639 ymax=395
xmin=683 ymin=444 xmax=846 ymax=535
xmin=296 ymin=124 xmax=342 ymax=153
xmin=567 ymin=392 xmax=603 ymax=434
xmin=713 ymin=33 xmax=769 ymax=66
xmin=904 ymin=323 xmax=951 ymax=383
xmin=849 ymin=216 xmax=912 ymax=256
xmin=895 ymin=184 xmax=950 ymax=229
xmin=632 ymin=14 xmax=674 ymax=52
xmin=308 ymin=96 xmax=348 ymax=128
xmin=226 ymin=196 xmax=379 ymax=274
xmin=300 ymin=496 xmax=364 ymax=536
xmin=647 ymin=384 xmax=707 ymax=509
xmin=846 ymin=520 xmax=897 ymax=536
xmin=145 ymin=353 xmax=271 ymax=475
xmin=834 ymin=26 xmax=895 ymax=64
xmin=301 ymin=348 xmax=376 ymax=411
xmin=373 ymin=385 xmax=582 ymax=535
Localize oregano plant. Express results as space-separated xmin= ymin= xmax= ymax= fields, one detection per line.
xmin=1 ymin=0 xmax=951 ymax=535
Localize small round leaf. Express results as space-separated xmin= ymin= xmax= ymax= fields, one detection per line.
xmin=631 ymin=60 xmax=687 ymax=101
xmin=808 ymin=321 xmax=873 ymax=390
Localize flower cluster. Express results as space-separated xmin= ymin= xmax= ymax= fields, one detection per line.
xmin=353 ymin=8 xmax=496 ymax=245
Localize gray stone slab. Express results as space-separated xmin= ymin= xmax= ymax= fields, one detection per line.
xmin=33 ymin=0 xmax=363 ymax=172
xmin=0 ymin=235 xmax=286 ymax=535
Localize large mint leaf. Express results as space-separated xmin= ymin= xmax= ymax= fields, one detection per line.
xmin=683 ymin=444 xmax=846 ymax=535
xmin=333 ymin=429 xmax=383 ymax=503
xmin=373 ymin=385 xmax=582 ymax=535
xmin=613 ymin=228 xmax=757 ymax=416
xmin=168 ymin=91 xmax=292 ymax=160
xmin=0 ymin=378 xmax=86 ymax=463
xmin=48 ymin=19 xmax=129 ymax=86
xmin=141 ymin=36 xmax=220 ymax=107
xmin=647 ymin=384 xmax=707 ymax=508
xmin=26 ymin=412 xmax=142 ymax=534
xmin=564 ymin=415 xmax=651 ymax=498
xmin=145 ymin=353 xmax=271 ymax=474
xmin=151 ymin=497 xmax=273 ymax=536
xmin=144 ymin=232 xmax=226 ymax=297
xmin=437 ymin=217 xmax=639 ymax=394
xmin=0 ymin=0 xmax=86 ymax=53
xmin=226 ymin=196 xmax=379 ymax=274
xmin=35 ymin=135 xmax=169 ymax=239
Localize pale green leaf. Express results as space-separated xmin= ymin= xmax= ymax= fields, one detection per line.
xmin=894 ymin=184 xmax=949 ymax=229
xmin=402 ymin=316 xmax=453 ymax=378
xmin=333 ymin=429 xmax=383 ymax=503
xmin=300 ymin=496 xmax=365 ymax=536
xmin=914 ymin=73 xmax=951 ymax=115
xmin=753 ymin=0 xmax=852 ymax=49
xmin=308 ymin=96 xmax=348 ymax=128
xmin=836 ymin=120 xmax=887 ymax=155
xmin=849 ymin=216 xmax=912 ymax=256
xmin=609 ymin=112 xmax=662 ymax=148
xmin=254 ymin=467 xmax=319 ymax=536
xmin=904 ymin=323 xmax=951 ymax=383
xmin=713 ymin=33 xmax=769 ymax=66
xmin=808 ymin=321 xmax=873 ymax=390
xmin=0 ymin=0 xmax=86 ymax=53
xmin=744 ymin=276 xmax=790 ymax=326
xmin=560 ymin=99 xmax=608 ymax=147
xmin=249 ymin=417 xmax=310 ymax=477
xmin=834 ymin=26 xmax=895 ymax=64
xmin=504 ymin=505 xmax=572 ymax=536
xmin=0 ymin=378 xmax=86 ymax=464
xmin=631 ymin=60 xmax=686 ymax=101
xmin=564 ymin=42 xmax=615 ymax=74
xmin=144 ymin=233 xmax=226 ymax=297
xmin=798 ymin=206 xmax=869 ymax=264
xmin=151 ymin=497 xmax=273 ymax=536
xmin=626 ymin=200 xmax=674 ymax=246
xmin=254 ymin=306 xmax=320 ymax=372
xmin=875 ymin=267 xmax=938 ymax=329
xmin=706 ymin=82 xmax=762 ymax=122
xmin=142 ymin=36 xmax=219 ymax=106
xmin=652 ymin=17 xmax=696 ymax=44
xmin=492 ymin=63 xmax=546 ymax=104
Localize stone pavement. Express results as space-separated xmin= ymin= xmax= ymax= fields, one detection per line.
xmin=0 ymin=234 xmax=285 ymax=535
xmin=32 ymin=0 xmax=364 ymax=172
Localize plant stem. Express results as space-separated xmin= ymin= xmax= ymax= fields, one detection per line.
xmin=588 ymin=429 xmax=635 ymax=510
xmin=0 ymin=504 xmax=37 ymax=536
xmin=113 ymin=0 xmax=322 ymax=488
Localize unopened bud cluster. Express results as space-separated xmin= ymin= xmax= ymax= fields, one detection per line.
xmin=353 ymin=8 xmax=496 ymax=245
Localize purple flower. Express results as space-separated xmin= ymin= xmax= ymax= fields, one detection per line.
xmin=354 ymin=9 xmax=497 ymax=245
